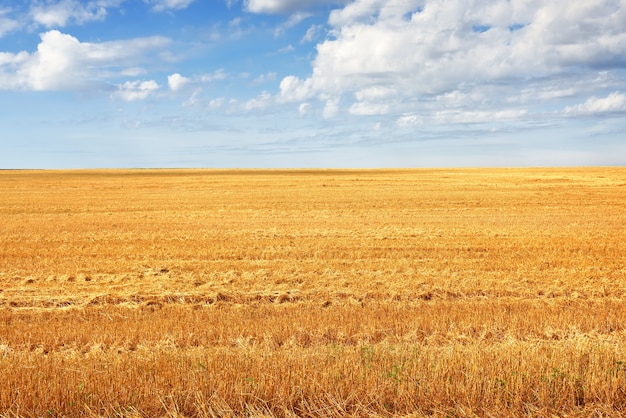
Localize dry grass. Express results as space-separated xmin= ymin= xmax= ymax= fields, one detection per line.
xmin=0 ymin=167 xmax=625 ymax=417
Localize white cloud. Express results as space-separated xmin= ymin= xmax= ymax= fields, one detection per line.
xmin=537 ymin=89 xmax=576 ymax=101
xmin=0 ymin=30 xmax=170 ymax=91
xmin=298 ymin=102 xmax=311 ymax=115
xmin=0 ymin=51 xmax=24 ymax=67
xmin=200 ymin=69 xmax=227 ymax=83
xmin=208 ymin=97 xmax=224 ymax=110
xmin=436 ymin=89 xmax=487 ymax=108
xmin=120 ymin=67 xmax=147 ymax=77
xmin=274 ymin=11 xmax=311 ymax=37
xmin=508 ymin=87 xmax=576 ymax=104
xmin=244 ymin=0 xmax=348 ymax=14
xmin=30 ymin=0 xmax=122 ymax=27
xmin=432 ymin=109 xmax=528 ymax=124
xmin=279 ymin=0 xmax=626 ymax=121
xmin=251 ymin=72 xmax=277 ymax=84
xmin=326 ymin=0 xmax=384 ymax=27
xmin=564 ymin=92 xmax=626 ymax=116
xmin=322 ymin=97 xmax=339 ymax=118
xmin=277 ymin=44 xmax=295 ymax=53
xmin=168 ymin=73 xmax=191 ymax=91
xmin=0 ymin=51 xmax=29 ymax=89
xmin=395 ymin=107 xmax=529 ymax=126
xmin=354 ymin=86 xmax=397 ymax=102
xmin=113 ymin=80 xmax=159 ymax=101
xmin=278 ymin=75 xmax=314 ymax=102
xmin=182 ymin=88 xmax=201 ymax=107
xmin=181 ymin=89 xmax=226 ymax=110
xmin=349 ymin=101 xmax=390 ymax=116
xmin=301 ymin=24 xmax=322 ymax=43
xmin=244 ymin=91 xmax=273 ymax=111
xmin=146 ymin=0 xmax=196 ymax=12
xmin=24 ymin=30 xmax=84 ymax=90
xmin=166 ymin=70 xmax=227 ymax=98
xmin=0 ymin=9 xmax=20 ymax=37
xmin=396 ymin=114 xmax=422 ymax=128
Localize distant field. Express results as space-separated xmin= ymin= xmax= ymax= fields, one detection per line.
xmin=1 ymin=168 xmax=625 ymax=417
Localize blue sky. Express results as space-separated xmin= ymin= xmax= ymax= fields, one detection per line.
xmin=1 ymin=0 xmax=625 ymax=168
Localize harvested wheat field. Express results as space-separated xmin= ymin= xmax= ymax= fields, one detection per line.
xmin=0 ymin=167 xmax=625 ymax=417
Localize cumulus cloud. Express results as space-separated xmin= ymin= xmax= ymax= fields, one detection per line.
xmin=113 ymin=79 xmax=159 ymax=101
xmin=0 ymin=30 xmax=170 ymax=91
xmin=168 ymin=73 xmax=191 ymax=91
xmin=564 ymin=92 xmax=626 ymax=116
xmin=278 ymin=75 xmax=314 ymax=102
xmin=279 ymin=0 xmax=626 ymax=122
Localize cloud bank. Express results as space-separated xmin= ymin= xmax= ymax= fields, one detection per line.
xmin=279 ymin=0 xmax=626 ymax=122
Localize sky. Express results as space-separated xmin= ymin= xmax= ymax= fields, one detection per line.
xmin=0 ymin=0 xmax=625 ymax=168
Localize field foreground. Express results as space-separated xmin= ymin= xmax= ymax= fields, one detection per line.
xmin=1 ymin=168 xmax=625 ymax=417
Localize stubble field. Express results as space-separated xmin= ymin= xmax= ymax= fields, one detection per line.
xmin=0 ymin=168 xmax=625 ymax=417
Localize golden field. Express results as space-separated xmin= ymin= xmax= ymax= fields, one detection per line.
xmin=0 ymin=167 xmax=625 ymax=417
